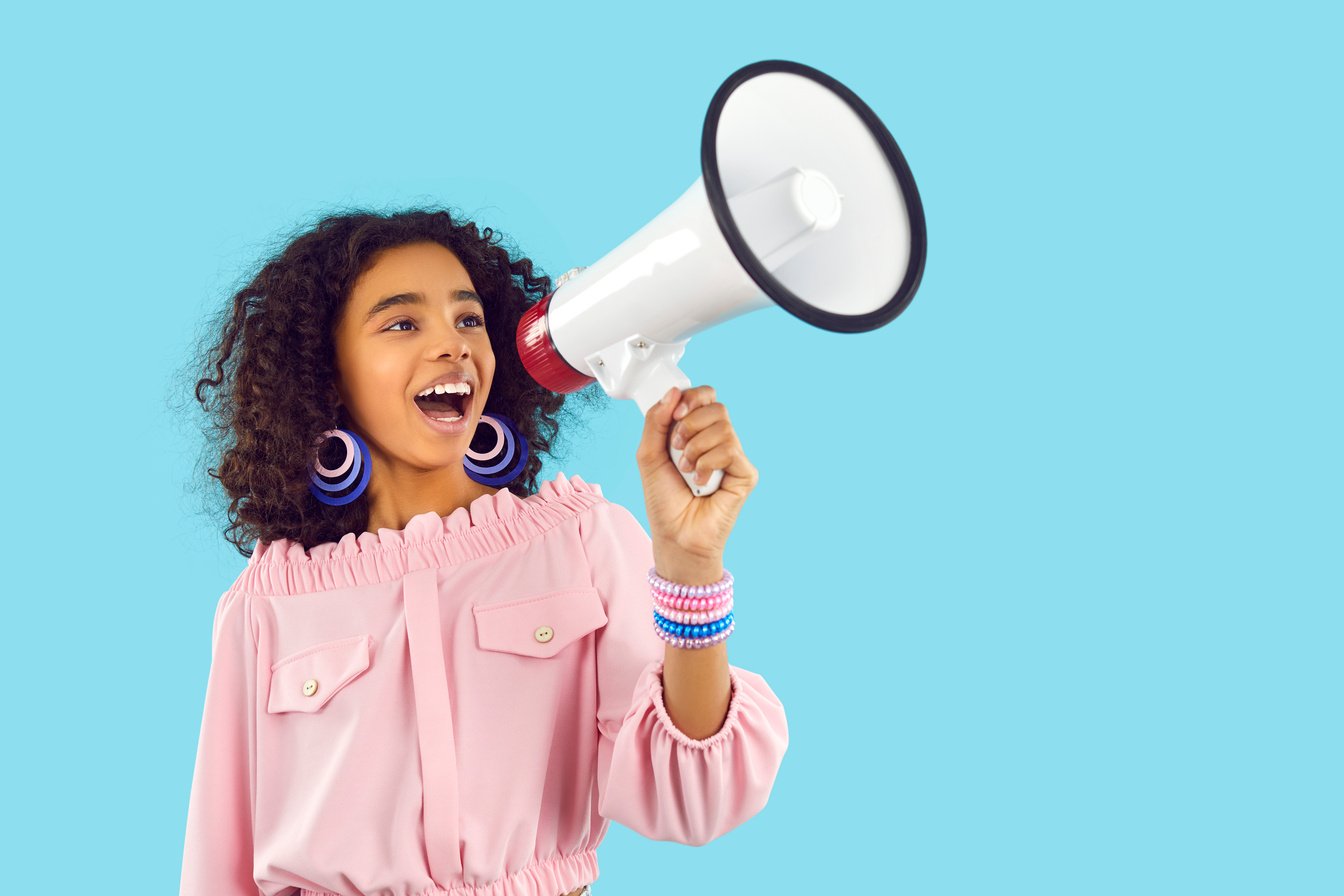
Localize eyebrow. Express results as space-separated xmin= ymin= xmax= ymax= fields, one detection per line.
xmin=363 ymin=290 xmax=485 ymax=323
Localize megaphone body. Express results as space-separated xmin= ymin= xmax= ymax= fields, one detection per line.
xmin=517 ymin=60 xmax=927 ymax=496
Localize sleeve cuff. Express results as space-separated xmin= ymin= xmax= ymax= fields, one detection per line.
xmin=646 ymin=660 xmax=746 ymax=750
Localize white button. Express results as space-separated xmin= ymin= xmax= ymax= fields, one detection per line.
xmin=534 ymin=625 xmax=554 ymax=643
xmin=303 ymin=678 xmax=319 ymax=697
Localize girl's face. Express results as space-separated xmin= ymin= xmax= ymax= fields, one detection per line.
xmin=331 ymin=240 xmax=496 ymax=477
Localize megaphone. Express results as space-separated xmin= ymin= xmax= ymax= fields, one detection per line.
xmin=517 ymin=59 xmax=927 ymax=496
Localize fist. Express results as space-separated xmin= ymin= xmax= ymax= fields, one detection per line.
xmin=636 ymin=384 xmax=759 ymax=561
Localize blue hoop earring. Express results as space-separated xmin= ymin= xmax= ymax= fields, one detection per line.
xmin=308 ymin=427 xmax=372 ymax=506
xmin=464 ymin=412 xmax=529 ymax=487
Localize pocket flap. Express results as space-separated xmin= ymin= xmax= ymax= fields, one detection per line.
xmin=267 ymin=634 xmax=373 ymax=713
xmin=473 ymin=587 xmax=607 ymax=658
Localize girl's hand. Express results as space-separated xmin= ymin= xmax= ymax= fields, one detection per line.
xmin=636 ymin=385 xmax=759 ymax=562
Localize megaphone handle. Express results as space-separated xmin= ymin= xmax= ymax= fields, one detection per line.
xmin=668 ymin=437 xmax=725 ymax=497
xmin=616 ymin=351 xmax=726 ymax=498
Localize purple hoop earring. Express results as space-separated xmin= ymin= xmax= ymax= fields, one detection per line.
xmin=308 ymin=427 xmax=372 ymax=506
xmin=464 ymin=412 xmax=529 ymax=487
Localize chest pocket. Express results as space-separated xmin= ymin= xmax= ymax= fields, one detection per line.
xmin=267 ymin=634 xmax=374 ymax=713
xmin=473 ymin=587 xmax=608 ymax=658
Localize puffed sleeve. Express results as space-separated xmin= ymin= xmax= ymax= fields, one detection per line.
xmin=179 ymin=588 xmax=260 ymax=896
xmin=577 ymin=499 xmax=789 ymax=846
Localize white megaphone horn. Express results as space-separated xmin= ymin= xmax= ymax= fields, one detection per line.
xmin=516 ymin=59 xmax=927 ymax=497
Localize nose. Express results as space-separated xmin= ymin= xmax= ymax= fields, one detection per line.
xmin=430 ymin=321 xmax=473 ymax=360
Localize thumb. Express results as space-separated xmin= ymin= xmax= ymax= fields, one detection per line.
xmin=639 ymin=386 xmax=681 ymax=462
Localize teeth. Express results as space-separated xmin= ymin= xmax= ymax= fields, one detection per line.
xmin=417 ymin=382 xmax=472 ymax=398
xmin=429 ymin=414 xmax=463 ymax=422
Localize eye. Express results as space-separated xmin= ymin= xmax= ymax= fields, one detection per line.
xmin=382 ymin=314 xmax=484 ymax=333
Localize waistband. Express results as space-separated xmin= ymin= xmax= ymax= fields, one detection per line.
xmin=296 ymin=847 xmax=598 ymax=896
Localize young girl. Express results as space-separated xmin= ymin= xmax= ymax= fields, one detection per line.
xmin=179 ymin=208 xmax=789 ymax=896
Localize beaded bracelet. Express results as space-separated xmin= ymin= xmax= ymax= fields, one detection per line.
xmin=647 ymin=566 xmax=734 ymax=597
xmin=652 ymin=615 xmax=735 ymax=649
xmin=652 ymin=595 xmax=734 ymax=626
xmin=649 ymin=584 xmax=733 ymax=613
xmin=654 ymin=609 xmax=735 ymax=639
xmin=648 ymin=566 xmax=736 ymax=649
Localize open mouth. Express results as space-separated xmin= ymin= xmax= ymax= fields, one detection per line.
xmin=413 ymin=389 xmax=471 ymax=422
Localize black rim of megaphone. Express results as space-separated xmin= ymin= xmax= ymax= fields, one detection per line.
xmin=701 ymin=59 xmax=928 ymax=333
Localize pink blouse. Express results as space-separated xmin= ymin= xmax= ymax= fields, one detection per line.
xmin=179 ymin=471 xmax=789 ymax=896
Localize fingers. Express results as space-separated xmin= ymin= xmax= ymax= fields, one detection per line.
xmin=665 ymin=386 xmax=759 ymax=488
xmin=671 ymin=401 xmax=726 ymax=450
xmin=691 ymin=444 xmax=757 ymax=486
xmin=638 ymin=386 xmax=686 ymax=468
xmin=671 ymin=385 xmax=716 ymax=423
xmin=675 ymin=416 xmax=732 ymax=459
xmin=681 ymin=426 xmax=757 ymax=486
xmin=675 ymin=422 xmax=737 ymax=483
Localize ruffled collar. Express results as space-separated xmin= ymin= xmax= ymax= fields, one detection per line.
xmin=239 ymin=471 xmax=608 ymax=595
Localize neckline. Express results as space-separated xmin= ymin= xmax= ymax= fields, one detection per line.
xmin=247 ymin=470 xmax=605 ymax=568
xmin=362 ymin=483 xmax=506 ymax=539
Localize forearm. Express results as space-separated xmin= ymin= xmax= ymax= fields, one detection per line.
xmin=653 ymin=549 xmax=733 ymax=740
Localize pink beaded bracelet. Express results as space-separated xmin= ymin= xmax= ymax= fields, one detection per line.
xmin=652 ymin=595 xmax=734 ymax=626
xmin=647 ymin=566 xmax=734 ymax=597
xmin=650 ymin=585 xmax=736 ymax=612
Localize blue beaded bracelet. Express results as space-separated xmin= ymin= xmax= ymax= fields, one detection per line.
xmin=652 ymin=615 xmax=735 ymax=649
xmin=653 ymin=609 xmax=735 ymax=639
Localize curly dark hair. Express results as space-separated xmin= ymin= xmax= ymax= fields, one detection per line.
xmin=173 ymin=205 xmax=606 ymax=558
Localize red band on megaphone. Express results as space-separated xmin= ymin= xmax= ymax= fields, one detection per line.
xmin=516 ymin=292 xmax=597 ymax=394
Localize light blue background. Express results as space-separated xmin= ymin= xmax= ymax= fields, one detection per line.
xmin=3 ymin=1 xmax=1338 ymax=893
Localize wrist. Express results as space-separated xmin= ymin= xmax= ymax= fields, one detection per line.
xmin=651 ymin=547 xmax=724 ymax=586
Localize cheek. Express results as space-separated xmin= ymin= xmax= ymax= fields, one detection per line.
xmin=349 ymin=354 xmax=409 ymax=407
